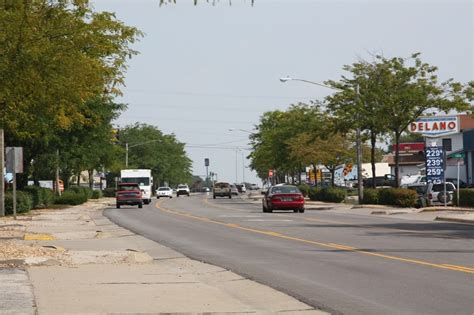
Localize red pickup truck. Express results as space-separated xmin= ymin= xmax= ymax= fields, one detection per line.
xmin=116 ymin=183 xmax=143 ymax=209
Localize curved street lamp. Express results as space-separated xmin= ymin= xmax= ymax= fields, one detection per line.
xmin=125 ymin=139 xmax=162 ymax=167
xmin=280 ymin=76 xmax=364 ymax=204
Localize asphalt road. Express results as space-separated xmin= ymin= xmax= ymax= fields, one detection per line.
xmin=105 ymin=194 xmax=474 ymax=315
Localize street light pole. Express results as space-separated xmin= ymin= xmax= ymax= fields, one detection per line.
xmin=125 ymin=142 xmax=129 ymax=168
xmin=235 ymin=147 xmax=239 ymax=183
xmin=125 ymin=139 xmax=162 ymax=169
xmin=280 ymin=76 xmax=364 ymax=203
xmin=242 ymin=151 xmax=245 ymax=184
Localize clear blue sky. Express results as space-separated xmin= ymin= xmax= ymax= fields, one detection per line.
xmin=92 ymin=0 xmax=473 ymax=184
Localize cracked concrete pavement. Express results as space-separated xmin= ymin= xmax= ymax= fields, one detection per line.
xmin=0 ymin=199 xmax=327 ymax=314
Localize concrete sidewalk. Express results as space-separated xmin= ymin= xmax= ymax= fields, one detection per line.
xmin=0 ymin=199 xmax=326 ymax=314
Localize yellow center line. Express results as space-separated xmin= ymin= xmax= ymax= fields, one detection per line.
xmin=155 ymin=201 xmax=474 ymax=275
xmin=203 ymin=197 xmax=466 ymax=240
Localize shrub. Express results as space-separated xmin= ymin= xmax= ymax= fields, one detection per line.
xmin=377 ymin=188 xmax=417 ymax=207
xmin=55 ymin=190 xmax=87 ymax=205
xmin=91 ymin=190 xmax=103 ymax=199
xmin=69 ymin=186 xmax=93 ymax=200
xmin=297 ymin=184 xmax=310 ymax=197
xmin=5 ymin=191 xmax=33 ymax=215
xmin=103 ymin=187 xmax=116 ymax=197
xmin=22 ymin=186 xmax=55 ymax=209
xmin=363 ymin=188 xmax=379 ymax=204
xmin=453 ymin=189 xmax=474 ymax=207
xmin=309 ymin=187 xmax=346 ymax=203
xmin=41 ymin=188 xmax=56 ymax=207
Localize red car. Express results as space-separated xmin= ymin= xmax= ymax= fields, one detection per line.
xmin=262 ymin=185 xmax=305 ymax=213
xmin=116 ymin=183 xmax=143 ymax=209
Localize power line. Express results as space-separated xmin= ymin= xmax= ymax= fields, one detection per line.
xmin=126 ymin=88 xmax=315 ymax=100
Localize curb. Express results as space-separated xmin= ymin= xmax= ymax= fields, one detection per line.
xmin=434 ymin=217 xmax=474 ymax=224
xmin=420 ymin=207 xmax=474 ymax=212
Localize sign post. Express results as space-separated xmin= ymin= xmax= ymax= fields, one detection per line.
xmin=449 ymin=152 xmax=465 ymax=205
xmin=204 ymin=158 xmax=209 ymax=184
xmin=6 ymin=147 xmax=23 ymax=219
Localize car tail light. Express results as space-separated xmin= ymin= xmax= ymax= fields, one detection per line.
xmin=271 ymin=196 xmax=280 ymax=202
xmin=293 ymin=194 xmax=303 ymax=201
xmin=428 ymin=193 xmax=432 ymax=200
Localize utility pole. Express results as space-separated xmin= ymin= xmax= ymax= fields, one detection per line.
xmin=0 ymin=129 xmax=4 ymax=217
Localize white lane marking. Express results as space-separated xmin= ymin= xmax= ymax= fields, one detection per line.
xmin=245 ymin=219 xmax=293 ymax=222
xmin=218 ymin=215 xmax=263 ymax=218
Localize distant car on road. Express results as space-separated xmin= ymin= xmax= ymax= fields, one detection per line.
xmin=156 ymin=187 xmax=173 ymax=199
xmin=116 ymin=183 xmax=143 ymax=209
xmin=249 ymin=184 xmax=259 ymax=190
xmin=213 ymin=182 xmax=232 ymax=199
xmin=262 ymin=184 xmax=305 ymax=213
xmin=236 ymin=183 xmax=246 ymax=193
xmin=176 ymin=184 xmax=190 ymax=197
xmin=230 ymin=184 xmax=239 ymax=195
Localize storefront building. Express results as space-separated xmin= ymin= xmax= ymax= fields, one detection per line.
xmin=410 ymin=114 xmax=474 ymax=184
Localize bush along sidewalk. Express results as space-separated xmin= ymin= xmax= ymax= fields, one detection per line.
xmin=3 ymin=185 xmax=106 ymax=216
xmin=297 ymin=184 xmax=310 ymax=197
xmin=363 ymin=188 xmax=417 ymax=208
xmin=453 ymin=188 xmax=474 ymax=207
xmin=4 ymin=191 xmax=33 ymax=215
xmin=308 ymin=187 xmax=346 ymax=203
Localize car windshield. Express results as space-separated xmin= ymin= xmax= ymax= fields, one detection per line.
xmin=158 ymin=187 xmax=170 ymax=191
xmin=271 ymin=186 xmax=300 ymax=194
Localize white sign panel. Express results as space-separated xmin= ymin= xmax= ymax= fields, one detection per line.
xmin=6 ymin=147 xmax=23 ymax=174
xmin=409 ymin=116 xmax=459 ymax=137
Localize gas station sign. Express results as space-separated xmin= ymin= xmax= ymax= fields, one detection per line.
xmin=425 ymin=146 xmax=444 ymax=184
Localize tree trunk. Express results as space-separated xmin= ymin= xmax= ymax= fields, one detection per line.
xmin=311 ymin=162 xmax=318 ymax=186
xmin=370 ymin=131 xmax=377 ymax=188
xmin=330 ymin=167 xmax=335 ymax=187
xmin=394 ymin=131 xmax=401 ymax=188
xmin=88 ymin=169 xmax=94 ymax=189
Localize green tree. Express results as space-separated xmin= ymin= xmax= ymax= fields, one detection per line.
xmin=1 ymin=0 xmax=142 ymax=186
xmin=120 ymin=123 xmax=193 ymax=187
xmin=249 ymin=103 xmax=321 ymax=184
xmin=326 ymin=53 xmax=473 ymax=187
xmin=288 ymin=131 xmax=354 ymax=187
